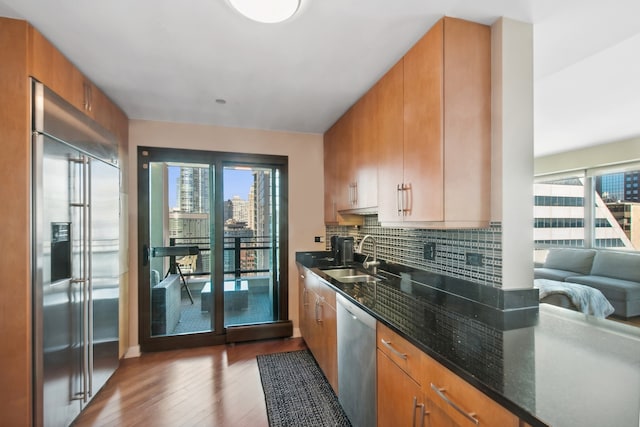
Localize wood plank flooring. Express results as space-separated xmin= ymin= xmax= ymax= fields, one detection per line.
xmin=72 ymin=338 xmax=307 ymax=427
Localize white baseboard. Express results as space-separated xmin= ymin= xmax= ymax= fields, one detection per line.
xmin=124 ymin=345 xmax=141 ymax=359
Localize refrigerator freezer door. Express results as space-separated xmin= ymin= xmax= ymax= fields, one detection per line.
xmin=34 ymin=135 xmax=85 ymax=427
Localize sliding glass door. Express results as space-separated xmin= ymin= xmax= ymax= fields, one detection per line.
xmin=222 ymin=165 xmax=280 ymax=327
xmin=138 ymin=147 xmax=288 ymax=351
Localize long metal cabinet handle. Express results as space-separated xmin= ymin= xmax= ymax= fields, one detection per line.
xmin=303 ymin=287 xmax=309 ymax=306
xmin=402 ymin=183 xmax=411 ymax=216
xmin=412 ymin=396 xmax=417 ymax=427
xmin=397 ymin=184 xmax=403 ymax=215
xmin=411 ymin=396 xmax=427 ymax=427
xmin=353 ymin=182 xmax=357 ymax=206
xmin=315 ymin=297 xmax=324 ymax=323
xmin=69 ymin=155 xmax=89 ymax=402
xmin=430 ymin=383 xmax=479 ymax=425
xmin=380 ymin=338 xmax=407 ymax=359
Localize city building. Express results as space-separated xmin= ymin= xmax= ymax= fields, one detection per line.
xmin=533 ymin=177 xmax=633 ymax=250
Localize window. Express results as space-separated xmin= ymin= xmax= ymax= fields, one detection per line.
xmin=594 ymin=169 xmax=640 ymax=250
xmin=534 ymin=166 xmax=640 ymax=252
xmin=534 ymin=176 xmax=586 ymax=248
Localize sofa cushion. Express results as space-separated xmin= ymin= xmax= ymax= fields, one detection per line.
xmin=589 ymin=251 xmax=640 ymax=283
xmin=566 ymin=275 xmax=640 ymax=301
xmin=534 ymin=268 xmax=582 ymax=282
xmin=543 ymin=248 xmax=596 ymax=275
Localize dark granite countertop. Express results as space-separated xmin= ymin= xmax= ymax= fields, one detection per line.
xmin=296 ymin=251 xmax=640 ymax=427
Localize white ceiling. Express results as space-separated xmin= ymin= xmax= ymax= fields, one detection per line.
xmin=1 ymin=0 xmax=639 ymax=157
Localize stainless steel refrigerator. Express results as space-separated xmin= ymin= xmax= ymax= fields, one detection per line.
xmin=31 ymin=80 xmax=120 ymax=427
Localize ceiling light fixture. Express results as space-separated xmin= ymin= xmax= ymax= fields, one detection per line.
xmin=227 ymin=0 xmax=301 ymax=24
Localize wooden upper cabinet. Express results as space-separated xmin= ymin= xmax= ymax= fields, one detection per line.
xmin=441 ymin=17 xmax=491 ymax=226
xmin=324 ymin=124 xmax=339 ymax=223
xmin=323 ymin=16 xmax=490 ymax=227
xmin=379 ymin=17 xmax=491 ymax=227
xmin=402 ymin=18 xmax=445 ymax=223
xmin=30 ymin=27 xmax=85 ymax=112
xmin=28 ymin=25 xmax=128 ymax=145
xmin=352 ymin=88 xmax=378 ymax=210
xmin=376 ymin=60 xmax=405 ymax=221
xmin=335 ymin=107 xmax=355 ymax=211
xmin=323 ymin=108 xmax=363 ymax=225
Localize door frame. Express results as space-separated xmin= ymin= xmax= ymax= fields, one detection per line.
xmin=137 ymin=146 xmax=289 ymax=352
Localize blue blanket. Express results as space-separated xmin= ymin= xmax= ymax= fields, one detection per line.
xmin=534 ymin=278 xmax=615 ymax=318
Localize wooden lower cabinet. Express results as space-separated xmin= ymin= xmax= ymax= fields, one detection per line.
xmin=422 ymin=354 xmax=519 ymax=427
xmin=377 ymin=321 xmax=521 ymax=427
xmin=297 ymin=266 xmax=338 ymax=392
xmin=377 ymin=349 xmax=425 ymax=427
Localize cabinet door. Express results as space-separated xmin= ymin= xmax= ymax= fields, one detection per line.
xmin=298 ymin=269 xmax=312 ymax=341
xmin=403 ymin=19 xmax=444 ymax=222
xmin=377 ymin=349 xmax=425 ymax=427
xmin=353 ymin=88 xmax=378 ymax=210
xmin=376 ymin=60 xmax=405 ymax=222
xmin=333 ymin=108 xmax=354 ymax=212
xmin=422 ymin=354 xmax=519 ymax=427
xmin=30 ymin=27 xmax=86 ymax=114
xmin=316 ymin=297 xmax=338 ymax=393
xmin=323 ymin=125 xmax=339 ymax=223
xmin=441 ymin=17 xmax=491 ymax=223
xmin=308 ymin=274 xmax=338 ymax=391
xmin=324 ymin=115 xmax=363 ymax=225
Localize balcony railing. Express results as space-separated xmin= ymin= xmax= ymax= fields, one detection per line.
xmin=168 ymin=235 xmax=274 ymax=279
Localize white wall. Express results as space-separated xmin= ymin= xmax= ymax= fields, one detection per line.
xmin=491 ymin=18 xmax=534 ymax=289
xmin=126 ymin=119 xmax=326 ymax=353
xmin=535 ymin=136 xmax=640 ymax=176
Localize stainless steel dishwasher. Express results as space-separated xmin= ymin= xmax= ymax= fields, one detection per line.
xmin=336 ymin=293 xmax=377 ymax=427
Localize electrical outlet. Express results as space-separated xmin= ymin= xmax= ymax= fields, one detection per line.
xmin=314 ymin=236 xmax=323 ymax=243
xmin=466 ymin=252 xmax=484 ymax=266
xmin=424 ymin=242 xmax=436 ymax=260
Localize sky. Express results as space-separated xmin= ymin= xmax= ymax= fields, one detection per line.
xmin=168 ymin=166 xmax=254 ymax=209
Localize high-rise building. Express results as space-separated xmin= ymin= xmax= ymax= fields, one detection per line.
xmin=252 ymin=170 xmax=272 ymax=272
xmin=176 ymin=167 xmax=210 ymax=213
xmin=596 ymin=171 xmax=640 ymax=203
xmin=170 ymin=166 xmax=211 ymax=272
xmin=534 ymin=177 xmax=633 ymax=249
xmin=605 ymin=202 xmax=640 ymax=249
xmin=226 ymin=195 xmax=249 ymax=224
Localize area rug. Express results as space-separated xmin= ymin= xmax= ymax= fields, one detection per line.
xmin=256 ymin=350 xmax=351 ymax=427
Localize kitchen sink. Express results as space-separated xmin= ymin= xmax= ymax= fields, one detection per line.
xmin=321 ymin=268 xmax=380 ymax=283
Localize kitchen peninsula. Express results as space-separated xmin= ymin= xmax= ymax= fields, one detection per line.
xmin=297 ymin=252 xmax=640 ymax=427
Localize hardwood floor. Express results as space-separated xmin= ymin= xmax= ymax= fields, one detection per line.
xmin=72 ymin=338 xmax=307 ymax=427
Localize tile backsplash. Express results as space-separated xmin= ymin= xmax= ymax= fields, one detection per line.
xmin=326 ymin=215 xmax=503 ymax=288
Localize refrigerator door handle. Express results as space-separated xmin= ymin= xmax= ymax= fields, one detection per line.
xmin=85 ymin=156 xmax=94 ymax=398
xmin=82 ymin=155 xmax=91 ymax=403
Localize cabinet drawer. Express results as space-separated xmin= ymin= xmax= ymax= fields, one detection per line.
xmin=422 ymin=354 xmax=518 ymax=427
xmin=376 ymin=322 xmax=422 ymax=382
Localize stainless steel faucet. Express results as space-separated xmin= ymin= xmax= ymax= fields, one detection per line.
xmin=356 ymin=234 xmax=380 ymax=274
